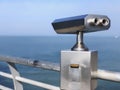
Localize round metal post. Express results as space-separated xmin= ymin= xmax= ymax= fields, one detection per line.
xmin=71 ymin=32 xmax=88 ymax=51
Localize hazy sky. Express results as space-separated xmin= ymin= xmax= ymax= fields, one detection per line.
xmin=0 ymin=0 xmax=120 ymax=36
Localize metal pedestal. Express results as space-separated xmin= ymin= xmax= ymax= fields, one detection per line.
xmin=61 ymin=50 xmax=98 ymax=90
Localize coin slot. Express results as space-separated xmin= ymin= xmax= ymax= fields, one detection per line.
xmin=70 ymin=64 xmax=79 ymax=68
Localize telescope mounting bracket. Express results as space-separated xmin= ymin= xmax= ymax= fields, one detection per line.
xmin=71 ymin=32 xmax=88 ymax=51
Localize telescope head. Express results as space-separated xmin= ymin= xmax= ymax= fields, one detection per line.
xmin=51 ymin=14 xmax=110 ymax=51
xmin=52 ymin=14 xmax=110 ymax=34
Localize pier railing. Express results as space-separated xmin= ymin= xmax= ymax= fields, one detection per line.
xmin=0 ymin=55 xmax=120 ymax=90
xmin=0 ymin=55 xmax=60 ymax=90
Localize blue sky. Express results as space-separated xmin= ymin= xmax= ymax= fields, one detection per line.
xmin=0 ymin=0 xmax=120 ymax=36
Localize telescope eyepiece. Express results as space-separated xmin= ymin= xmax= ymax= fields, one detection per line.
xmin=87 ymin=18 xmax=110 ymax=27
xmin=87 ymin=18 xmax=99 ymax=26
xmin=100 ymin=18 xmax=109 ymax=26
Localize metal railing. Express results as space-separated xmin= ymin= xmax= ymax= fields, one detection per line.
xmin=0 ymin=55 xmax=120 ymax=90
xmin=0 ymin=55 xmax=60 ymax=90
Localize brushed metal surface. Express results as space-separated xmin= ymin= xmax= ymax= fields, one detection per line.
xmin=61 ymin=50 xmax=97 ymax=90
xmin=52 ymin=14 xmax=110 ymax=34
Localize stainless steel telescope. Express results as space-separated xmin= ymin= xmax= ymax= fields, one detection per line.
xmin=51 ymin=15 xmax=120 ymax=90
xmin=52 ymin=14 xmax=110 ymax=51
xmin=52 ymin=14 xmax=110 ymax=34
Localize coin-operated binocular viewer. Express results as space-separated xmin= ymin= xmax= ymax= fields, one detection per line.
xmin=52 ymin=14 xmax=111 ymax=90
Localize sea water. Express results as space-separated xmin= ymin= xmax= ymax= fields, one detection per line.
xmin=0 ymin=36 xmax=120 ymax=90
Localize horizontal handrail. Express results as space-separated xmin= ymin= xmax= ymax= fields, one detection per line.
xmin=0 ymin=55 xmax=60 ymax=90
xmin=0 ymin=85 xmax=13 ymax=90
xmin=0 ymin=71 xmax=60 ymax=90
xmin=1 ymin=55 xmax=120 ymax=83
xmin=1 ymin=55 xmax=120 ymax=90
xmin=91 ymin=69 xmax=120 ymax=82
xmin=0 ymin=55 xmax=60 ymax=71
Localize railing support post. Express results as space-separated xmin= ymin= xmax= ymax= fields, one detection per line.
xmin=7 ymin=62 xmax=23 ymax=90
